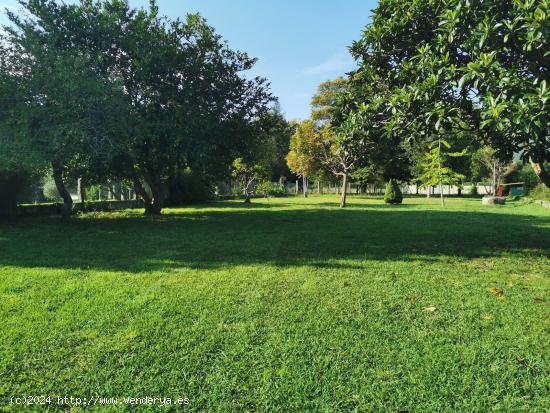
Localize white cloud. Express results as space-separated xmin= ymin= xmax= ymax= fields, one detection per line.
xmin=302 ymin=53 xmax=354 ymax=76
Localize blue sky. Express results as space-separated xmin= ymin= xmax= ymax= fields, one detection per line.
xmin=1 ymin=0 xmax=377 ymax=119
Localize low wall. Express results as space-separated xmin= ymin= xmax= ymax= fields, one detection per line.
xmin=17 ymin=200 xmax=143 ymax=217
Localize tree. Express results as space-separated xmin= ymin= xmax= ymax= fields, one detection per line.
xmin=0 ymin=44 xmax=46 ymax=218
xmin=350 ymin=0 xmax=549 ymax=189
xmin=442 ymin=1 xmax=550 ymax=187
xmin=311 ymin=77 xmax=349 ymax=125
xmin=231 ymin=158 xmax=270 ymax=203
xmin=286 ymin=120 xmax=321 ymax=197
xmin=258 ymin=106 xmax=296 ymax=182
xmin=417 ymin=139 xmax=466 ymax=206
xmin=317 ymin=119 xmax=366 ymax=208
xmin=470 ymin=146 xmax=510 ymax=196
xmin=3 ymin=1 xmax=135 ymax=218
xmin=6 ymin=0 xmax=273 ymax=215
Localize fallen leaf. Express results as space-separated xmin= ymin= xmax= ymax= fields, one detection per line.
xmin=488 ymin=287 xmax=503 ymax=297
xmin=533 ymin=297 xmax=545 ymax=303
xmin=423 ymin=306 xmax=437 ymax=312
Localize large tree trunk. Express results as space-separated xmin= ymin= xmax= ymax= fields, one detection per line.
xmin=530 ymin=158 xmax=550 ymax=189
xmin=145 ymin=176 xmax=168 ymax=215
xmin=52 ymin=161 xmax=73 ymax=220
xmin=132 ymin=175 xmax=161 ymax=214
xmin=340 ymin=173 xmax=348 ymax=208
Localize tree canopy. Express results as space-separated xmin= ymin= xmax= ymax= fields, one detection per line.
xmin=2 ymin=0 xmax=274 ymax=215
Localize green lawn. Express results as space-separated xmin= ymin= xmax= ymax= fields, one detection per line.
xmin=1 ymin=196 xmax=549 ymax=412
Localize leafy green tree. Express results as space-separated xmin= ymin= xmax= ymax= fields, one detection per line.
xmin=350 ymin=0 xmax=549 ymax=189
xmin=311 ymin=77 xmax=349 ymax=125
xmin=417 ymin=139 xmax=466 ymax=206
xmin=257 ymin=106 xmax=296 ymax=182
xmin=3 ymin=2 xmax=132 ymax=218
xmin=286 ymin=120 xmax=321 ymax=197
xmin=317 ymin=119 xmax=367 ymax=208
xmin=470 ymin=146 xmax=509 ymax=196
xmin=0 ymin=44 xmax=47 ymax=218
xmin=231 ymin=158 xmax=270 ymax=203
xmin=5 ymin=0 xmax=273 ymax=215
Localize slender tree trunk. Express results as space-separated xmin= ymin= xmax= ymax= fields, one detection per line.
xmin=244 ymin=180 xmax=252 ymax=203
xmin=492 ymin=161 xmax=498 ymax=196
xmin=52 ymin=161 xmax=73 ymax=219
xmin=303 ymin=176 xmax=308 ymax=198
xmin=243 ymin=175 xmax=253 ymax=203
xmin=295 ymin=180 xmax=298 ymax=195
xmin=78 ymin=178 xmax=87 ymax=211
xmin=340 ymin=173 xmax=348 ymax=208
xmin=439 ymin=183 xmax=445 ymax=207
xmin=530 ymin=158 xmax=550 ymax=189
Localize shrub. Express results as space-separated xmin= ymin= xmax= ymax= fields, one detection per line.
xmin=164 ymin=168 xmax=213 ymax=206
xmin=384 ymin=179 xmax=403 ymax=204
xmin=529 ymin=184 xmax=550 ymax=201
xmin=256 ymin=181 xmax=286 ymax=198
xmin=519 ymin=164 xmax=541 ymax=193
xmin=469 ymin=183 xmax=479 ymax=195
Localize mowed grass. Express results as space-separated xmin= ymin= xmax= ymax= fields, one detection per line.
xmin=0 ymin=196 xmax=549 ymax=412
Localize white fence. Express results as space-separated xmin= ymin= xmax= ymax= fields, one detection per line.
xmin=219 ymin=181 xmax=495 ymax=197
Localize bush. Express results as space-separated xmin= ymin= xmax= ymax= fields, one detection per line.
xmin=384 ymin=179 xmax=403 ymax=204
xmin=164 ymin=168 xmax=213 ymax=206
xmin=529 ymin=184 xmax=550 ymax=201
xmin=519 ymin=164 xmax=541 ymax=193
xmin=256 ymin=181 xmax=286 ymax=198
xmin=469 ymin=183 xmax=479 ymax=195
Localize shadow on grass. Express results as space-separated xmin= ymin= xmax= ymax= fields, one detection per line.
xmin=0 ymin=200 xmax=548 ymax=273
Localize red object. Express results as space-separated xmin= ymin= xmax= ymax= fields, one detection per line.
xmin=497 ymin=185 xmax=504 ymax=197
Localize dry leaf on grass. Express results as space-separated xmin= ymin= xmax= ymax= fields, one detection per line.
xmin=423 ymin=306 xmax=437 ymax=312
xmin=488 ymin=287 xmax=503 ymax=297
